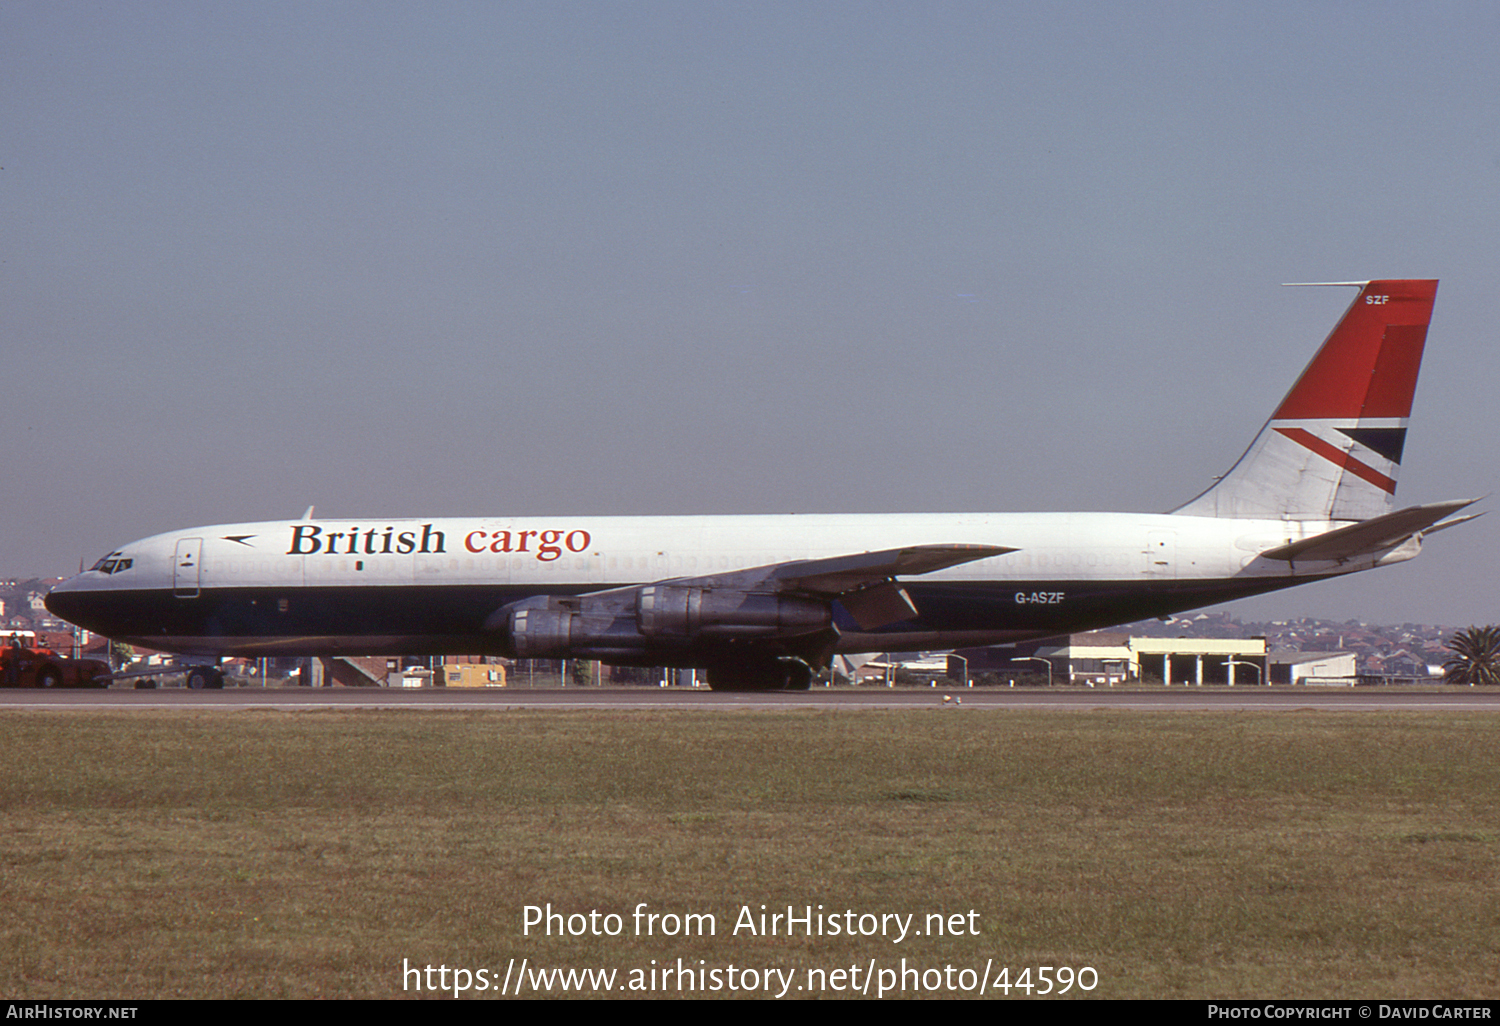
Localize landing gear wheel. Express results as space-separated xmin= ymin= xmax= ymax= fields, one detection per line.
xmin=782 ymin=659 xmax=814 ymax=691
xmin=185 ymin=667 xmax=224 ymax=690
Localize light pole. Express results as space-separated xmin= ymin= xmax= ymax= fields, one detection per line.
xmin=1225 ymin=658 xmax=1263 ymax=686
xmin=1020 ymin=656 xmax=1053 ymax=687
xmin=951 ymin=654 xmax=969 ymax=688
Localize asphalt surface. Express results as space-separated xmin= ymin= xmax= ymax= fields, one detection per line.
xmin=4 ymin=686 xmax=1500 ymax=712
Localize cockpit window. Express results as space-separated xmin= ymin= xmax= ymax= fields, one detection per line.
xmin=90 ymin=552 xmax=133 ymax=574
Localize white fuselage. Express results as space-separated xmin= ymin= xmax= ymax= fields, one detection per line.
xmin=45 ymin=510 xmax=1377 ymax=659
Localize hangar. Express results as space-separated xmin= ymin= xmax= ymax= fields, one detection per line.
xmin=957 ymin=632 xmax=1273 ymax=686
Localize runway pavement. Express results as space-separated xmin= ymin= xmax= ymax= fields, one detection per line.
xmin=4 ymin=685 xmax=1500 ymax=712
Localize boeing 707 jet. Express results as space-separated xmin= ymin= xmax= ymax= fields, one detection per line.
xmin=45 ymin=279 xmax=1477 ymax=689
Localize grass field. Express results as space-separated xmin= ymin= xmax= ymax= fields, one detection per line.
xmin=2 ymin=708 xmax=1499 ymax=999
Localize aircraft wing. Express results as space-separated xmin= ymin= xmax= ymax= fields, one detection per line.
xmin=589 ymin=542 xmax=1014 ymax=631
xmin=760 ymin=543 xmax=1014 ymax=593
xmin=1259 ymin=499 xmax=1481 ymax=563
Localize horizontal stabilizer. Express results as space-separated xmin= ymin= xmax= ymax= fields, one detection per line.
xmin=1259 ymin=498 xmax=1479 ymax=563
xmin=1421 ymin=512 xmax=1485 ymax=537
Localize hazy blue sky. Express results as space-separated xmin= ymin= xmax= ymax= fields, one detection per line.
xmin=5 ymin=1 xmax=1497 ymax=626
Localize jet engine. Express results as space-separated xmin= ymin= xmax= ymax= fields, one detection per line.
xmin=497 ymin=585 xmax=831 ymax=661
xmin=635 ymin=585 xmax=828 ymax=638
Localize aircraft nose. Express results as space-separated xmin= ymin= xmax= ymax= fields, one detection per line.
xmin=44 ymin=575 xmax=94 ymax=627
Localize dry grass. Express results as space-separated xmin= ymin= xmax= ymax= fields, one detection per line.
xmin=2 ymin=709 xmax=1499 ymax=998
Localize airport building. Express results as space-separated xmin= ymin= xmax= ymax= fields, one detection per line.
xmin=1265 ymin=650 xmax=1358 ymax=686
xmin=954 ymin=632 xmax=1281 ymax=686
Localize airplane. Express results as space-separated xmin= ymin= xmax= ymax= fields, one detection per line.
xmin=45 ymin=278 xmax=1479 ymax=690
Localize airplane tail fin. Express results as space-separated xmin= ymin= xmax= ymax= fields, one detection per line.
xmin=1173 ymin=279 xmax=1439 ymax=521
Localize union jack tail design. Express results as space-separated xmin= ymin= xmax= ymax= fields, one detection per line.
xmin=1174 ymin=279 xmax=1438 ymax=522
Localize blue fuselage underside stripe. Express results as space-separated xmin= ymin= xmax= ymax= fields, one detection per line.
xmin=46 ymin=576 xmax=1324 ymax=659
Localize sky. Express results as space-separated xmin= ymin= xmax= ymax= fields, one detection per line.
xmin=4 ymin=1 xmax=1498 ymax=627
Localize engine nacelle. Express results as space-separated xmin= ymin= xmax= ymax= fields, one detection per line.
xmin=496 ymin=587 xmax=832 ymax=662
xmin=507 ymin=604 xmax=578 ymax=659
xmin=636 ymin=586 xmax=829 ymax=638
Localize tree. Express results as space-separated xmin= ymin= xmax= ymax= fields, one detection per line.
xmin=1442 ymin=625 xmax=1500 ymax=686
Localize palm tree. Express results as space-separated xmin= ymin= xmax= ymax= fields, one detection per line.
xmin=1443 ymin=626 xmax=1500 ymax=686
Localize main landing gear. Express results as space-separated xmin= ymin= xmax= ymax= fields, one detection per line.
xmin=704 ymin=657 xmax=815 ymax=692
xmin=184 ymin=666 xmax=225 ymax=689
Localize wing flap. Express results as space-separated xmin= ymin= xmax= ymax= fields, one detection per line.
xmin=837 ymin=580 xmax=921 ymax=631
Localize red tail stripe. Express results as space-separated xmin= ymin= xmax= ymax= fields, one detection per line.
xmin=1273 ymin=280 xmax=1436 ymax=420
xmin=1274 ymin=428 xmax=1397 ymax=494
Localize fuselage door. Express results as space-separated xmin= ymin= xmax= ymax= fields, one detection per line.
xmin=1145 ymin=530 xmax=1176 ymax=577
xmin=173 ymin=538 xmax=203 ymax=598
